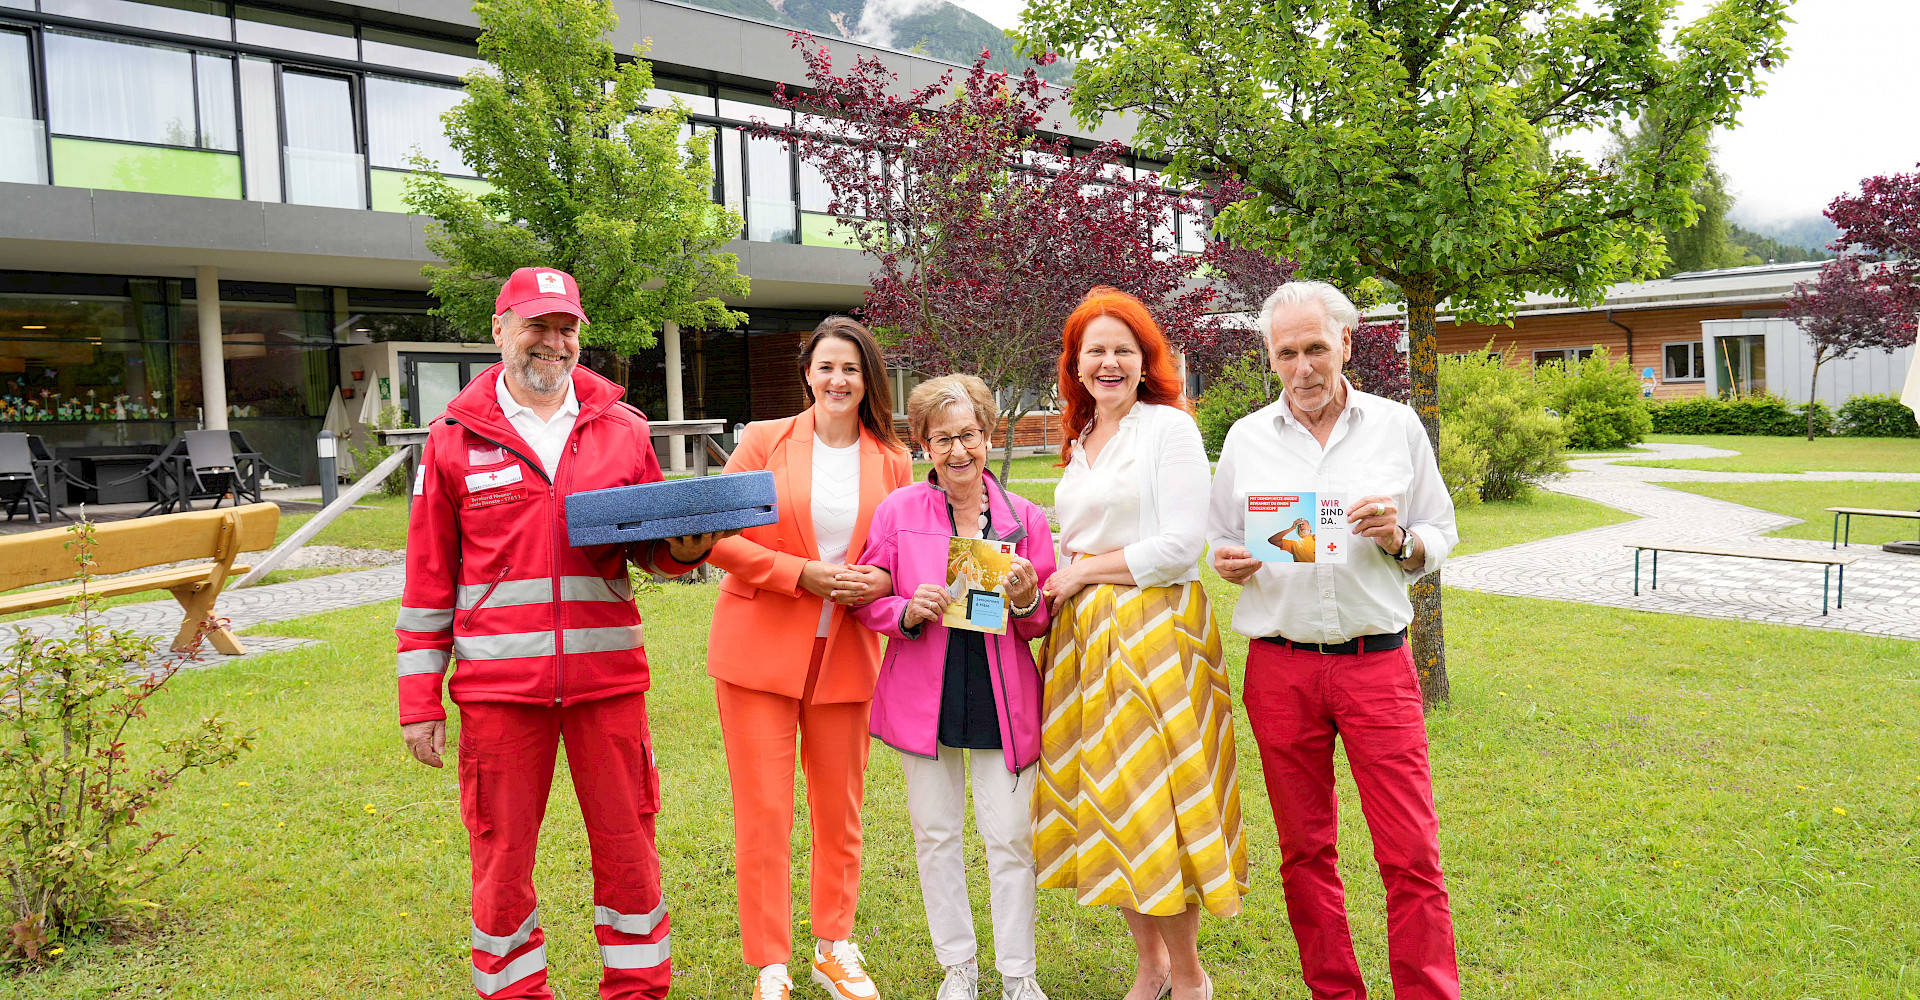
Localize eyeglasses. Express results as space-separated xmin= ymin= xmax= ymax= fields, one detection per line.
xmin=927 ymin=429 xmax=984 ymax=453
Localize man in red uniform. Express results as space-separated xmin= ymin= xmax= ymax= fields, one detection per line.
xmin=395 ymin=267 xmax=729 ymax=1000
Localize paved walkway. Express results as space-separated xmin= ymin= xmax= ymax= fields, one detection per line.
xmin=1446 ymin=442 xmax=1920 ymax=640
xmin=5 ymin=566 xmax=405 ymax=671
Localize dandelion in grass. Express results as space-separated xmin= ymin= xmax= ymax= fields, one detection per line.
xmin=364 ymin=804 xmax=378 ymax=814
xmin=1832 ymin=807 xmax=1847 ymax=816
xmin=237 ymin=780 xmax=250 ymax=787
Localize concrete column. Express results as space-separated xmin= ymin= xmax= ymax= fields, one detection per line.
xmin=195 ymin=265 xmax=228 ymax=430
xmin=664 ymin=319 xmax=687 ymax=473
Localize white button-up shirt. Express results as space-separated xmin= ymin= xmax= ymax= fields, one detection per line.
xmin=495 ymin=372 xmax=579 ymax=480
xmin=1204 ymin=380 xmax=1457 ymax=643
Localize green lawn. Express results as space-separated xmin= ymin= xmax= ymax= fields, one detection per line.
xmin=16 ymin=576 xmax=1920 ymax=998
xmin=1452 ymin=491 xmax=1636 ymax=556
xmin=272 ymin=493 xmax=410 ymax=550
xmin=1663 ymin=481 xmax=1920 ymax=547
xmin=1621 ymin=435 xmax=1920 ymax=474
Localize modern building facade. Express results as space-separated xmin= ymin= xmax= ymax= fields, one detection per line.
xmin=0 ymin=0 xmax=1192 ymax=484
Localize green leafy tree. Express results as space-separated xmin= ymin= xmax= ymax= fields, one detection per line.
xmin=1536 ymin=346 xmax=1653 ymax=449
xmin=1019 ymin=0 xmax=1789 ymax=705
xmin=1610 ymin=119 xmax=1758 ymax=275
xmin=405 ymin=0 xmax=749 ymax=388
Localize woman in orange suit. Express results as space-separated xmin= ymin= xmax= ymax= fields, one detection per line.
xmin=706 ymin=316 xmax=913 ymax=1000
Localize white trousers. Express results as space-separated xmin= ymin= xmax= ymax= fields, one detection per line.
xmin=900 ymin=744 xmax=1038 ymax=977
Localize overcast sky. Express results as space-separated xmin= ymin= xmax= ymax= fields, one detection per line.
xmin=952 ymin=0 xmax=1919 ymax=227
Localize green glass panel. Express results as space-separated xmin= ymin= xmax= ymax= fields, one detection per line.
xmin=370 ymin=167 xmax=490 ymax=214
xmin=800 ymin=211 xmax=861 ymax=249
xmin=50 ymin=137 xmax=240 ymax=199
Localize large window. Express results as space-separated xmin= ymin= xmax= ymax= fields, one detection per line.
xmin=1663 ymin=341 xmax=1705 ymax=382
xmin=365 ymin=75 xmax=473 ymax=212
xmin=0 ymin=31 xmax=44 ymax=185
xmin=39 ymin=0 xmax=230 ymax=40
xmin=43 ymin=32 xmax=241 ymax=198
xmin=281 ymin=69 xmax=363 ymax=209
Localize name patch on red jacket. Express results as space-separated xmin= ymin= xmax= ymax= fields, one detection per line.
xmin=464 ymin=487 xmax=527 ymax=510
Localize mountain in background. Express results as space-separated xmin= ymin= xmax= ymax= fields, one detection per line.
xmin=1726 ymin=224 xmax=1831 ymax=265
xmin=677 ymin=0 xmax=1071 ymax=83
xmin=1729 ymin=211 xmax=1841 ymax=254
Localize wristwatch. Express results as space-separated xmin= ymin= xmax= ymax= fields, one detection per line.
xmin=1392 ymin=526 xmax=1414 ymax=562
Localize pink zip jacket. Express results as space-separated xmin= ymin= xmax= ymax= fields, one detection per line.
xmin=851 ymin=471 xmax=1057 ymax=772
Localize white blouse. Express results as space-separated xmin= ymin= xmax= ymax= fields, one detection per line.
xmin=1052 ymin=402 xmax=1210 ymax=588
xmin=1056 ymin=407 xmax=1143 ymax=559
xmin=811 ymin=438 xmax=861 ymax=636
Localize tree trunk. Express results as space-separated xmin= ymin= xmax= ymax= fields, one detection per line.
xmin=1806 ymin=355 xmax=1824 ymax=441
xmin=1402 ymin=282 xmax=1449 ymax=710
xmin=997 ymin=402 xmax=1028 ymax=485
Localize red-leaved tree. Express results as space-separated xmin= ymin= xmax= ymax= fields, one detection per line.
xmin=754 ymin=36 xmax=1214 ymax=481
xmin=1781 ymin=258 xmax=1916 ymax=439
xmin=1782 ymin=165 xmax=1920 ymax=439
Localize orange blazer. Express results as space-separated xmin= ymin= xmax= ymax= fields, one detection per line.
xmin=706 ymin=409 xmax=913 ymax=703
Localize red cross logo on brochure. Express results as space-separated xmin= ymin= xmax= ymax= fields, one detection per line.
xmin=1326 ymin=542 xmax=1339 ymax=554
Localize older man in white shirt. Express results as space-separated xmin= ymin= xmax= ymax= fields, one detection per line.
xmin=1206 ymin=281 xmax=1460 ymax=1000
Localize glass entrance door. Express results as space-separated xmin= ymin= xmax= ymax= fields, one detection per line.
xmin=280 ymin=69 xmax=363 ymax=208
xmin=1715 ymin=335 xmax=1767 ymax=396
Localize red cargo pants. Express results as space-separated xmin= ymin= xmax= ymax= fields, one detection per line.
xmin=458 ymin=693 xmax=670 ymax=1000
xmin=1241 ymin=639 xmax=1459 ymax=1000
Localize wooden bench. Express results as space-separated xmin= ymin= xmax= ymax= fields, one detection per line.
xmin=1627 ymin=542 xmax=1860 ymax=616
xmin=0 ymin=502 xmax=279 ymax=654
xmin=1827 ymin=506 xmax=1920 ymax=549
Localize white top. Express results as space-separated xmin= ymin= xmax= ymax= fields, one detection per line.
xmin=810 ymin=437 xmax=862 ymax=637
xmin=1056 ymin=407 xmax=1142 ymax=558
xmin=496 ymin=372 xmax=580 ymax=480
xmin=1204 ymin=380 xmax=1458 ymax=644
xmin=1052 ymin=401 xmax=1209 ymax=587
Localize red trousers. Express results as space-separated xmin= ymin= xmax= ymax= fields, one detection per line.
xmin=713 ymin=637 xmax=871 ymax=966
xmin=457 ymin=693 xmax=671 ymax=1000
xmin=1241 ymin=640 xmax=1459 ymax=1000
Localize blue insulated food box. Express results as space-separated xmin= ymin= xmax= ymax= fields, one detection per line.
xmin=564 ymin=471 xmax=779 ymax=546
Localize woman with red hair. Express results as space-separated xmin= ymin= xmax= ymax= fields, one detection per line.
xmin=1034 ymin=288 xmax=1248 ymax=1000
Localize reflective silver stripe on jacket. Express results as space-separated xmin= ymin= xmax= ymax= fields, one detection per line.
xmin=471 ymin=909 xmax=540 ymax=957
xmin=563 ymin=624 xmax=645 ymax=654
xmin=456 ymin=576 xmax=634 ymax=611
xmin=473 ymin=944 xmax=547 ymax=995
xmin=396 ymin=649 xmax=450 ymax=677
xmin=593 ymin=899 xmax=667 ymax=936
xmin=599 ymin=937 xmax=670 ymax=970
xmin=396 ymin=606 xmax=454 ymax=632
xmin=453 ymin=625 xmax=644 ymax=662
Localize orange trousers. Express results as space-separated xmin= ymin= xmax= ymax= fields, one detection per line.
xmin=714 ymin=637 xmax=871 ymax=966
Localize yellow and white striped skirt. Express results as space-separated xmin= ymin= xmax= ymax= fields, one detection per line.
xmin=1033 ymin=579 xmax=1250 ymax=917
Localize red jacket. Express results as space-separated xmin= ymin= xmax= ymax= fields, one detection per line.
xmin=394 ymin=364 xmax=703 ymax=726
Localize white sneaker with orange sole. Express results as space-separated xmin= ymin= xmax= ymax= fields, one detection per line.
xmin=757 ymin=964 xmax=793 ymax=1000
xmin=811 ymin=940 xmax=879 ymax=1000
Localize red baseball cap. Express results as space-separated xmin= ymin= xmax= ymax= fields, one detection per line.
xmin=495 ymin=266 xmax=588 ymax=324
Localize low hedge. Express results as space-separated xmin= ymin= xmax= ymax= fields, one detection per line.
xmin=1649 ymin=393 xmax=1834 ymax=436
xmin=1835 ymin=393 xmax=1920 ymax=437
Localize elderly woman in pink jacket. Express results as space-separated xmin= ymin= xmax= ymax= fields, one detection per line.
xmin=852 ymin=374 xmax=1058 ymax=1000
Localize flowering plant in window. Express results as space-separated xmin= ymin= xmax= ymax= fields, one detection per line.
xmin=0 ymin=391 xmax=169 ymax=422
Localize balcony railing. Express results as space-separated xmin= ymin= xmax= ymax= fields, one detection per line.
xmin=0 ymin=118 xmax=48 ymax=185
xmin=284 ymin=146 xmax=365 ymax=209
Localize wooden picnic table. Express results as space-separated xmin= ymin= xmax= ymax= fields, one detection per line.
xmin=1626 ymin=541 xmax=1861 ymax=616
xmin=1827 ymin=506 xmax=1920 ymax=549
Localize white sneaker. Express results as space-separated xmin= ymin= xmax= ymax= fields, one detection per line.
xmin=936 ymin=960 xmax=979 ymax=1000
xmin=1001 ymin=975 xmax=1047 ymax=1000
xmin=812 ymin=939 xmax=879 ymax=1000
xmin=757 ymin=964 xmax=793 ymax=1000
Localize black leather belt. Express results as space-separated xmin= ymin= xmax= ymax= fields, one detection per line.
xmin=1257 ymin=628 xmax=1407 ymax=655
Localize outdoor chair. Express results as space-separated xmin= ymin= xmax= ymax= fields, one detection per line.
xmin=0 ymin=433 xmax=58 ymax=524
xmin=180 ymin=430 xmax=242 ymax=510
xmin=102 ymin=436 xmax=191 ymax=516
xmin=228 ymin=430 xmax=297 ymax=504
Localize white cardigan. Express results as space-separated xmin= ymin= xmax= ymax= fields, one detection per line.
xmin=1064 ymin=401 xmax=1209 ymax=588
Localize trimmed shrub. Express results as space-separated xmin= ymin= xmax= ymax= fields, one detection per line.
xmin=1196 ymin=352 xmax=1274 ymax=459
xmin=1648 ymin=393 xmax=1833 ymax=436
xmin=1835 ymin=392 xmax=1920 ymax=437
xmin=1535 ymin=346 xmax=1652 ymax=450
xmin=1440 ymin=350 xmax=1568 ymax=502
